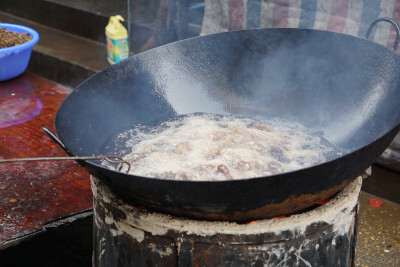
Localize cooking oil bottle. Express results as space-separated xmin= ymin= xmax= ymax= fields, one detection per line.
xmin=105 ymin=15 xmax=129 ymax=64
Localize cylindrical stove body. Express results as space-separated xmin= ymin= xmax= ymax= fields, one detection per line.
xmin=92 ymin=174 xmax=365 ymax=267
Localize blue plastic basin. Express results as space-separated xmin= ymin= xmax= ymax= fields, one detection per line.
xmin=0 ymin=23 xmax=39 ymax=81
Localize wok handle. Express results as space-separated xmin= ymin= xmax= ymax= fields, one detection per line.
xmin=41 ymin=126 xmax=73 ymax=156
xmin=365 ymin=17 xmax=400 ymax=51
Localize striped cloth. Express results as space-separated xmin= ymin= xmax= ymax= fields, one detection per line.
xmin=201 ymin=0 xmax=400 ymax=52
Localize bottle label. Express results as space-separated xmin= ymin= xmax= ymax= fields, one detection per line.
xmin=107 ymin=37 xmax=129 ymax=64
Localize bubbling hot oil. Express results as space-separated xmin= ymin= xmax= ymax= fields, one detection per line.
xmin=101 ymin=113 xmax=342 ymax=181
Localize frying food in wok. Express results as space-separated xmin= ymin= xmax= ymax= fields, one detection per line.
xmin=102 ymin=113 xmax=342 ymax=181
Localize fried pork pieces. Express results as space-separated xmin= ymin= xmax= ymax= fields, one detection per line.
xmin=117 ymin=114 xmax=338 ymax=181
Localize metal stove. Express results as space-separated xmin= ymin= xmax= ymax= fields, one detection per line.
xmin=91 ymin=169 xmax=369 ymax=267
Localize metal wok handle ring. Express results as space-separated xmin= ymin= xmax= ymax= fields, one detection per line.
xmin=365 ymin=17 xmax=400 ymax=51
xmin=41 ymin=126 xmax=73 ymax=156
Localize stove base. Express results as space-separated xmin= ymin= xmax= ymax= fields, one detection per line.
xmin=92 ymin=172 xmax=367 ymax=266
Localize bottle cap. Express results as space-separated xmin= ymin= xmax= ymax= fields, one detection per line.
xmin=370 ymin=198 xmax=383 ymax=207
xmin=105 ymin=15 xmax=128 ymax=39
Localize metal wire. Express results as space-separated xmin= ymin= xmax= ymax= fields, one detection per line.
xmin=0 ymin=155 xmax=131 ymax=173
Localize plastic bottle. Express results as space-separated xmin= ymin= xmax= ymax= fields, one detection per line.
xmin=105 ymin=15 xmax=129 ymax=65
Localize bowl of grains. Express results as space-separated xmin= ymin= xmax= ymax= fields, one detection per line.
xmin=0 ymin=23 xmax=39 ymax=81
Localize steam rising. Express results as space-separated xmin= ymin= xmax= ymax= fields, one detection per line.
xmin=140 ymin=29 xmax=399 ymax=152
xmin=61 ymin=28 xmax=400 ymax=161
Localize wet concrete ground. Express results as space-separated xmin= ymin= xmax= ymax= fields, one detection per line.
xmin=355 ymin=192 xmax=400 ymax=267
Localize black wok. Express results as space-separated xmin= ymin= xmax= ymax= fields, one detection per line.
xmin=52 ymin=19 xmax=400 ymax=221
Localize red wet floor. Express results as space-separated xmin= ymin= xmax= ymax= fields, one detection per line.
xmin=0 ymin=74 xmax=91 ymax=247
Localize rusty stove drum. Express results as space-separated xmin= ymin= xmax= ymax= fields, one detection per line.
xmin=92 ymin=171 xmax=367 ymax=266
